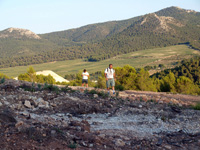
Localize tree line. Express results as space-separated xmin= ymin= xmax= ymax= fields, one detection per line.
xmin=0 ymin=57 xmax=199 ymax=95
xmin=67 ymin=57 xmax=200 ymax=95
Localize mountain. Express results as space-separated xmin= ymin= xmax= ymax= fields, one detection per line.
xmin=81 ymin=7 xmax=200 ymax=61
xmin=0 ymin=6 xmax=200 ymax=68
xmin=0 ymin=28 xmax=41 ymax=39
xmin=40 ymin=16 xmax=142 ymax=44
xmin=0 ymin=28 xmax=59 ymax=58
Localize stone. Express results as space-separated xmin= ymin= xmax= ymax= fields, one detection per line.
xmin=156 ymin=138 xmax=163 ymax=146
xmin=0 ymin=112 xmax=17 ymax=123
xmin=0 ymin=102 xmax=2 ymax=106
xmin=69 ymin=97 xmax=80 ymax=101
xmin=20 ymin=111 xmax=29 ymax=116
xmin=34 ymin=98 xmax=45 ymax=106
xmin=93 ymin=94 xmax=98 ymax=98
xmin=38 ymin=101 xmax=49 ymax=108
xmin=115 ymin=139 xmax=125 ymax=147
xmin=24 ymin=100 xmax=32 ymax=108
xmin=15 ymin=121 xmax=24 ymax=131
xmin=51 ymin=130 xmax=56 ymax=136
xmin=89 ymin=144 xmax=93 ymax=147
xmin=139 ymin=105 xmax=142 ymax=108
xmin=82 ymin=142 xmax=87 ymax=147
xmin=178 ymin=103 xmax=183 ymax=107
xmin=4 ymin=101 xmax=10 ymax=105
xmin=99 ymin=134 xmax=106 ymax=138
xmin=164 ymin=145 xmax=172 ymax=150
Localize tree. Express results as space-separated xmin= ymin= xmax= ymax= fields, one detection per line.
xmin=136 ymin=68 xmax=157 ymax=91
xmin=176 ymin=76 xmax=200 ymax=95
xmin=0 ymin=73 xmax=9 ymax=79
xmin=158 ymin=64 xmax=165 ymax=69
xmin=27 ymin=66 xmax=36 ymax=82
xmin=160 ymin=71 xmax=176 ymax=92
xmin=115 ymin=65 xmax=137 ymax=90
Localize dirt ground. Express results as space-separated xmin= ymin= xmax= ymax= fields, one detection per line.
xmin=0 ymin=79 xmax=200 ymax=150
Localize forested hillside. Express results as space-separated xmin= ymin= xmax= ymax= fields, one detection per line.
xmin=0 ymin=6 xmax=200 ymax=68
xmin=40 ymin=16 xmax=142 ymax=44
xmin=152 ymin=57 xmax=200 ymax=86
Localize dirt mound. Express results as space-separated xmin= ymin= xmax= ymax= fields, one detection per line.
xmin=0 ymin=79 xmax=200 ymax=149
xmin=36 ymin=70 xmax=69 ymax=83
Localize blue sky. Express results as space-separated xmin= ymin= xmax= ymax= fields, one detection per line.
xmin=0 ymin=0 xmax=200 ymax=34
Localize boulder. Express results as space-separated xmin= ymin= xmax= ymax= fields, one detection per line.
xmin=93 ymin=94 xmax=98 ymax=98
xmin=115 ymin=139 xmax=125 ymax=147
xmin=24 ymin=100 xmax=32 ymax=108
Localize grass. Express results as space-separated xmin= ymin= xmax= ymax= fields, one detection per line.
xmin=0 ymin=45 xmax=200 ymax=78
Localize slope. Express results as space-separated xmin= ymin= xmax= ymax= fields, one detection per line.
xmin=0 ymin=6 xmax=200 ymax=67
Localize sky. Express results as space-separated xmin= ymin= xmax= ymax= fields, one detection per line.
xmin=0 ymin=0 xmax=200 ymax=34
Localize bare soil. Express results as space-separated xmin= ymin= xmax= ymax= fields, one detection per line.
xmin=0 ymin=79 xmax=200 ymax=150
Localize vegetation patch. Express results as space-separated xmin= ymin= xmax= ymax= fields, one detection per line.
xmin=193 ymin=103 xmax=200 ymax=110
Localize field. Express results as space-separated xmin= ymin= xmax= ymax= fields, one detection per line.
xmin=0 ymin=45 xmax=200 ymax=78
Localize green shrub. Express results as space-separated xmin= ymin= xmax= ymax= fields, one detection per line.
xmin=193 ymin=103 xmax=200 ymax=110
xmin=68 ymin=142 xmax=77 ymax=149
xmin=37 ymin=84 xmax=42 ymax=90
xmin=61 ymin=85 xmax=72 ymax=92
xmin=98 ymin=91 xmax=109 ymax=98
xmin=0 ymin=78 xmax=5 ymax=84
xmin=115 ymin=84 xmax=124 ymax=91
xmin=88 ymin=89 xmax=98 ymax=94
xmin=43 ymin=83 xmax=60 ymax=93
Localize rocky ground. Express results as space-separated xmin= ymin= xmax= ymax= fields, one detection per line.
xmin=0 ymin=79 xmax=200 ymax=150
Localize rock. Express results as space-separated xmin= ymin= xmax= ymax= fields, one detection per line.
xmin=82 ymin=141 xmax=88 ymax=147
xmin=50 ymin=103 xmax=57 ymax=107
xmin=164 ymin=145 xmax=172 ymax=150
xmin=51 ymin=130 xmax=56 ymax=136
xmin=20 ymin=111 xmax=30 ymax=116
xmin=69 ymin=97 xmax=80 ymax=101
xmin=34 ymin=98 xmax=45 ymax=106
xmin=38 ymin=101 xmax=49 ymax=108
xmin=171 ymin=106 xmax=181 ymax=113
xmin=89 ymin=144 xmax=94 ymax=147
xmin=4 ymin=101 xmax=10 ymax=105
xmin=15 ymin=121 xmax=24 ymax=131
xmin=178 ymin=103 xmax=183 ymax=107
xmin=115 ymin=139 xmax=125 ymax=147
xmin=81 ymin=120 xmax=90 ymax=132
xmin=34 ymin=98 xmax=49 ymax=108
xmin=24 ymin=100 xmax=32 ymax=108
xmin=99 ymin=134 xmax=106 ymax=138
xmin=93 ymin=94 xmax=98 ymax=98
xmin=139 ymin=105 xmax=142 ymax=108
xmin=0 ymin=102 xmax=2 ymax=106
xmin=156 ymin=138 xmax=163 ymax=146
xmin=0 ymin=112 xmax=17 ymax=124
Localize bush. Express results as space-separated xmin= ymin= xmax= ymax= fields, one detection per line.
xmin=61 ymin=85 xmax=72 ymax=93
xmin=0 ymin=73 xmax=9 ymax=80
xmin=88 ymin=89 xmax=98 ymax=94
xmin=98 ymin=91 xmax=109 ymax=98
xmin=0 ymin=78 xmax=5 ymax=84
xmin=68 ymin=142 xmax=77 ymax=149
xmin=115 ymin=84 xmax=125 ymax=91
xmin=43 ymin=84 xmax=60 ymax=92
xmin=193 ymin=103 xmax=200 ymax=110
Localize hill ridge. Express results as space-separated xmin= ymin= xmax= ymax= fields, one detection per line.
xmin=0 ymin=27 xmax=41 ymax=39
xmin=0 ymin=6 xmax=200 ymax=68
